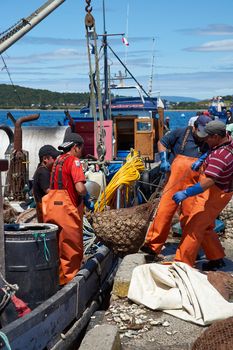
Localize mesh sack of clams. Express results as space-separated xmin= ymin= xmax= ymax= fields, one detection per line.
xmin=89 ymin=200 xmax=157 ymax=255
xmin=192 ymin=316 xmax=233 ymax=350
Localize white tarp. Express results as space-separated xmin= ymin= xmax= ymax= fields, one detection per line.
xmin=0 ymin=126 xmax=67 ymax=180
xmin=128 ymin=262 xmax=233 ymax=325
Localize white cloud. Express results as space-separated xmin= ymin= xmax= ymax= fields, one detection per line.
xmin=2 ymin=48 xmax=87 ymax=65
xmin=185 ymin=39 xmax=233 ymax=52
xmin=178 ymin=24 xmax=233 ymax=36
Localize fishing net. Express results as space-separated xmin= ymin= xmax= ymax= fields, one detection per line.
xmin=207 ymin=271 xmax=233 ymax=302
xmin=88 ymin=199 xmax=158 ymax=255
xmin=192 ymin=317 xmax=233 ymax=350
xmin=3 ymin=200 xmax=17 ymax=223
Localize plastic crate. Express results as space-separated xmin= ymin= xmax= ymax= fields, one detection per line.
xmin=172 ymin=219 xmax=225 ymax=237
xmin=116 ymin=150 xmax=130 ymax=159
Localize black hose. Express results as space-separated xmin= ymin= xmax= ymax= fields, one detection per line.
xmin=0 ymin=124 xmax=14 ymax=144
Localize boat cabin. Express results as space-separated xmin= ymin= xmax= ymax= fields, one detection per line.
xmin=68 ymin=97 xmax=164 ymax=162
xmin=113 ymin=109 xmax=164 ymax=160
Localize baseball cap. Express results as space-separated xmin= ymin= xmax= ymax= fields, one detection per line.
xmin=63 ymin=132 xmax=84 ymax=144
xmin=58 ymin=132 xmax=84 ymax=150
xmin=203 ymin=111 xmax=210 ymax=116
xmin=197 ymin=120 xmax=226 ymax=138
xmin=39 ymin=145 xmax=60 ymax=159
xmin=195 ymin=115 xmax=212 ymax=138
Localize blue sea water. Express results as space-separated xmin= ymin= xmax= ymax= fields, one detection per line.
xmin=0 ymin=109 xmax=197 ymax=130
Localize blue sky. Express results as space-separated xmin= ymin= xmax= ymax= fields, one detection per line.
xmin=1 ymin=0 xmax=233 ymax=100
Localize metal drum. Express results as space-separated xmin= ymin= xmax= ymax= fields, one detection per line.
xmin=4 ymin=223 xmax=59 ymax=310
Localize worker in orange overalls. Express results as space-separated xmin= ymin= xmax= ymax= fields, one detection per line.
xmin=42 ymin=132 xmax=93 ymax=285
xmin=142 ymin=114 xmax=224 ymax=263
xmin=173 ymin=120 xmax=233 ymax=270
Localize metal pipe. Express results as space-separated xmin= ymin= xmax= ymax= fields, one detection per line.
xmin=116 ymin=185 xmax=124 ymax=209
xmin=64 ymin=110 xmax=75 ymax=131
xmin=12 ymin=114 xmax=40 ymax=151
xmin=0 ymin=159 xmax=9 ymax=277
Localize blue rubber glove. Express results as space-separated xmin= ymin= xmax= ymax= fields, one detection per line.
xmin=172 ymin=183 xmax=204 ymax=204
xmin=83 ymin=192 xmax=94 ymax=212
xmin=191 ymin=152 xmax=209 ymax=171
xmin=159 ymin=151 xmax=171 ymax=173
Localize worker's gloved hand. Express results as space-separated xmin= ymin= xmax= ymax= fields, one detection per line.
xmin=172 ymin=190 xmax=188 ymax=204
xmin=159 ymin=151 xmax=171 ymax=173
xmin=191 ymin=152 xmax=209 ymax=171
xmin=172 ymin=183 xmax=204 ymax=204
xmin=83 ymin=192 xmax=94 ymax=212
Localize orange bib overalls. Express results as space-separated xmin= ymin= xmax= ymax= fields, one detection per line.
xmin=42 ymin=155 xmax=83 ymax=285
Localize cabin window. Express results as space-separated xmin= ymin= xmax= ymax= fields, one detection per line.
xmin=136 ymin=122 xmax=152 ymax=132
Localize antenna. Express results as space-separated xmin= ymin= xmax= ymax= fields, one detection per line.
xmin=148 ymin=37 xmax=155 ymax=97
xmin=124 ymin=2 xmax=130 ymax=71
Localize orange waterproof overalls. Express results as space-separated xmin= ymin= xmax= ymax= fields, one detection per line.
xmin=145 ymin=128 xmax=225 ymax=260
xmin=175 ymin=184 xmax=232 ymax=266
xmin=145 ymin=154 xmax=202 ymax=252
xmin=175 ymin=144 xmax=233 ymax=266
xmin=42 ymin=155 xmax=83 ymax=285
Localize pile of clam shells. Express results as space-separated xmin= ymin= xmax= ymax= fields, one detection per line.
xmin=104 ymin=299 xmax=174 ymax=340
xmin=220 ymin=198 xmax=233 ymax=240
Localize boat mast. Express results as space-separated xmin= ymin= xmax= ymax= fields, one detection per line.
xmin=0 ymin=160 xmax=8 ymax=277
xmin=148 ymin=37 xmax=155 ymax=97
xmin=102 ymin=0 xmax=110 ymax=120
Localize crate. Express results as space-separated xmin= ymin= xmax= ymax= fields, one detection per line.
xmin=172 ymin=219 xmax=225 ymax=237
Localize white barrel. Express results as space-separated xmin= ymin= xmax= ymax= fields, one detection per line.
xmin=86 ymin=171 xmax=106 ymax=193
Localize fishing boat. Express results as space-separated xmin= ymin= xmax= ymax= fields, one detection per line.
xmin=0 ymin=1 xmax=164 ymax=349
xmin=208 ymin=96 xmax=231 ymax=120
xmin=60 ymin=0 xmax=164 ymax=164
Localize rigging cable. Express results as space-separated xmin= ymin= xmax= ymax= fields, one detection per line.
xmin=85 ymin=0 xmax=107 ymax=209
xmin=1 ymin=54 xmax=26 ymax=112
xmin=107 ymin=43 xmax=157 ymax=106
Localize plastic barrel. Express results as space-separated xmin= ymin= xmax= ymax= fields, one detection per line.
xmin=5 ymin=223 xmax=59 ymax=310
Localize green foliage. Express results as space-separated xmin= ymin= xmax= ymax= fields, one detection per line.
xmin=0 ymin=84 xmax=89 ymax=109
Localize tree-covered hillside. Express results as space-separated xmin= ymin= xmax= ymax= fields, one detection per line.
xmin=1 ymin=83 xmax=233 ymax=110
xmin=0 ymin=84 xmax=89 ymax=109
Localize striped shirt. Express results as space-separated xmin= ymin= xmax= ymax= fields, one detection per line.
xmin=204 ymin=140 xmax=233 ymax=192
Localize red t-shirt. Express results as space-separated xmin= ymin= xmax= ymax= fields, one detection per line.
xmin=51 ymin=154 xmax=86 ymax=206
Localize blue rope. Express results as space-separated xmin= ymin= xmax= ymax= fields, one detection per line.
xmin=0 ymin=331 xmax=11 ymax=350
xmin=32 ymin=233 xmax=51 ymax=262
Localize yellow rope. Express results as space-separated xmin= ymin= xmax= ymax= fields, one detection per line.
xmin=95 ymin=151 xmax=145 ymax=211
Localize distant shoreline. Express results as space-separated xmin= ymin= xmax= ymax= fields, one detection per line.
xmin=0 ymin=108 xmax=202 ymax=112
xmin=0 ymin=108 xmax=80 ymax=112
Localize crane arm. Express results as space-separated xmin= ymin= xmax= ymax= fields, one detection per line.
xmin=0 ymin=0 xmax=66 ymax=55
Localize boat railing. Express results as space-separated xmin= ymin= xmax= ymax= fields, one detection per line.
xmin=110 ymin=85 xmax=145 ymax=104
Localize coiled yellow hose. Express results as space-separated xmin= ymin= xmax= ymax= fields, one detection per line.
xmin=95 ymin=150 xmax=145 ymax=211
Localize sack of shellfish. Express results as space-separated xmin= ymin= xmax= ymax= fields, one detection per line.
xmin=88 ymin=200 xmax=158 ymax=255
